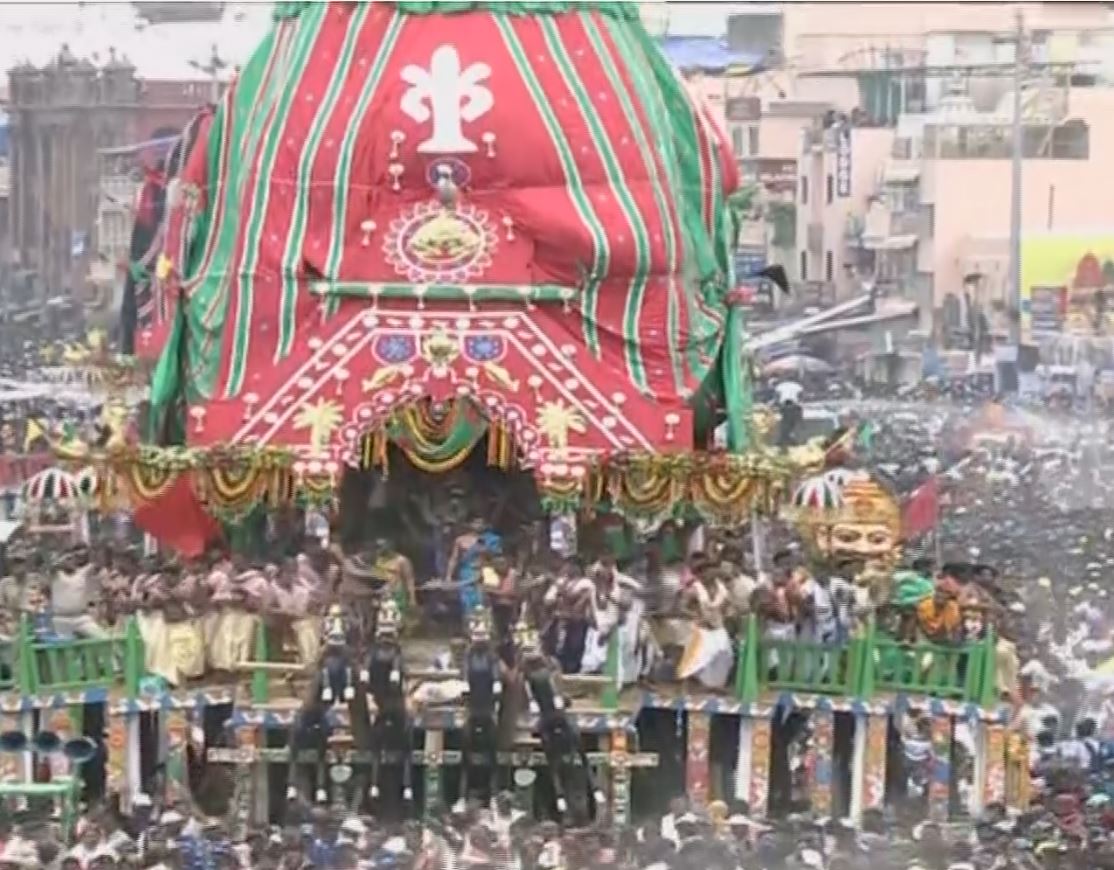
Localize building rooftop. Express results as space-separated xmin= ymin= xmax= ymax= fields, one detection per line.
xmin=657 ymin=35 xmax=761 ymax=73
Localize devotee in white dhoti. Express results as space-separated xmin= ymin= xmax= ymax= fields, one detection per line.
xmin=676 ymin=567 xmax=733 ymax=689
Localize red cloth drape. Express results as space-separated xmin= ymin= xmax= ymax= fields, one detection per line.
xmin=133 ymin=475 xmax=221 ymax=558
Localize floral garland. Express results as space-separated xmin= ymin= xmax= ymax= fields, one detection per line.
xmin=91 ymin=440 xmax=794 ymax=524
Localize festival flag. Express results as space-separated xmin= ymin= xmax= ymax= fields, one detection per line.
xmin=902 ymin=475 xmax=940 ymax=538
xmin=22 ymin=418 xmax=47 ymax=453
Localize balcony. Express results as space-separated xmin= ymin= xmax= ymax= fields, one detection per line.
xmin=891 ymin=209 xmax=931 ymax=238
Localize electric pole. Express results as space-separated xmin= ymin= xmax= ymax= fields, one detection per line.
xmin=1009 ymin=6 xmax=1025 ymax=346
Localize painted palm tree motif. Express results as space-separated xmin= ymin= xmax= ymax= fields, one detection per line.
xmin=536 ymin=399 xmax=586 ymax=450
xmin=294 ymin=398 xmax=344 ymax=455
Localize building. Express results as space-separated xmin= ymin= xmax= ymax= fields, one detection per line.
xmin=685 ymin=1 xmax=1114 ymax=337
xmin=859 ymin=84 xmax=1114 ymax=344
xmin=0 ymin=2 xmax=265 ymax=308
xmin=7 ymin=49 xmax=205 ymax=306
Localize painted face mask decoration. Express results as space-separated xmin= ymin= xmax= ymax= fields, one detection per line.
xmin=468 ymin=607 xmax=492 ymax=643
xmin=323 ymin=604 xmax=347 ymax=647
xmin=794 ymin=472 xmax=902 ymax=566
xmin=377 ymin=598 xmax=402 ymax=638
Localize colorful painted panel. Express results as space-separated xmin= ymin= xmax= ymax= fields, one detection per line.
xmin=686 ymin=711 xmax=710 ymax=806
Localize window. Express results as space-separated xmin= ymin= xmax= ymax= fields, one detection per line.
xmin=731 ymin=125 xmax=760 ymax=157
xmin=825 ymin=250 xmax=834 ymax=283
xmin=800 ymin=176 xmax=809 ymax=204
xmin=1051 ymin=120 xmax=1089 ymax=159
xmin=826 ymin=173 xmax=834 ymax=204
xmin=731 ymin=126 xmax=745 ymax=157
xmin=800 ymin=250 xmax=808 ymax=281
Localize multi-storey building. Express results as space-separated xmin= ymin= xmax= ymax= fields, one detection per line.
xmin=664 ymin=2 xmax=1114 ymax=337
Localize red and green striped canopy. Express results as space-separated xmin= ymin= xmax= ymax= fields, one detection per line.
xmin=147 ymin=1 xmax=740 ymax=470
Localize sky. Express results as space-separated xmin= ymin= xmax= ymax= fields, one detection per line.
xmin=0 ymin=1 xmax=740 ymax=83
xmin=0 ymin=2 xmax=271 ymax=81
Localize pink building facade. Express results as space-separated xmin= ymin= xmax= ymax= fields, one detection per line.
xmin=674 ymin=1 xmax=1114 ymax=328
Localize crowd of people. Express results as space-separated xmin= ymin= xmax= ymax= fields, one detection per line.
xmin=3 ymin=785 xmax=1114 ymax=867
xmin=1 ymin=354 xmax=1114 ymax=867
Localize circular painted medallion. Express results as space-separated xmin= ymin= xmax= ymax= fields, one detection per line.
xmin=425 ymin=157 xmax=472 ymax=190
xmin=384 ymin=201 xmax=497 ymax=284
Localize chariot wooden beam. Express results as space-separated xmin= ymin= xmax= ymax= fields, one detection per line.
xmin=207 ymin=747 xmax=658 ymax=769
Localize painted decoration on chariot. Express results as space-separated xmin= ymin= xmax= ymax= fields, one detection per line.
xmin=929 ymin=715 xmax=951 ymax=822
xmin=749 ymin=716 xmax=771 ymax=815
xmin=136 ymin=2 xmax=739 ymax=473
xmin=384 ymin=201 xmax=497 ymax=284
xmin=811 ymin=708 xmax=834 ymax=817
xmin=864 ymin=713 xmax=888 ymax=810
xmin=686 ymin=711 xmax=711 ymax=806
xmin=610 ymin=728 xmax=630 ymax=826
xmin=793 ymin=471 xmax=902 ymax=564
xmin=107 ymin=716 xmax=127 ymax=792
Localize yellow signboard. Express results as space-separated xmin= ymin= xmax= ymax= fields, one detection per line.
xmin=1022 ymin=233 xmax=1114 ymax=339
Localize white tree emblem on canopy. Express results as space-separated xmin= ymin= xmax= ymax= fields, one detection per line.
xmin=400 ymin=45 xmax=494 ymax=154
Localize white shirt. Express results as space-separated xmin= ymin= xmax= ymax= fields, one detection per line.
xmin=1017 ymin=702 xmax=1060 ymax=740
xmin=774 ymin=381 xmax=803 ymax=404
xmin=1058 ymin=737 xmax=1097 ymax=770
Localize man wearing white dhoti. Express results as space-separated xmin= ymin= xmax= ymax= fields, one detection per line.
xmin=676 ymin=568 xmax=733 ymax=689
xmin=207 ymin=560 xmax=267 ymax=672
xmin=268 ymin=559 xmax=319 ymax=666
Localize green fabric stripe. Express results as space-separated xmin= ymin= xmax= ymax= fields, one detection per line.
xmin=278 ymin=3 xmax=371 ymax=360
xmin=168 ymin=24 xmax=288 ymax=409
xmin=582 ymin=14 xmax=681 ymax=395
xmin=606 ymin=19 xmax=710 ymax=385
xmin=275 ymin=1 xmax=642 ymax=19
xmin=700 ymin=113 xmax=732 ymax=303
xmin=541 ymin=18 xmax=650 ymax=393
xmin=191 ymin=24 xmax=295 ymax=399
xmin=322 ymin=11 xmax=405 ymax=320
xmin=310 ymin=281 xmax=576 ymax=302
xmin=228 ymin=5 xmax=330 ymax=397
xmin=633 ymin=29 xmax=727 ymax=380
xmin=494 ymin=17 xmax=609 ymax=356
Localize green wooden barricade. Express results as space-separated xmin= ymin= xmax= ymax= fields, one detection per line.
xmin=0 ymin=639 xmax=15 ymax=691
xmin=13 ymin=617 xmax=144 ymax=696
xmin=733 ymin=614 xmax=998 ymax=705
xmin=869 ymin=636 xmax=984 ymax=700
xmin=756 ymin=637 xmax=856 ymax=695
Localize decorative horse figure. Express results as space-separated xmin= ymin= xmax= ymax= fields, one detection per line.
xmin=459 ymin=607 xmax=504 ymax=805
xmin=286 ymin=604 xmax=359 ymax=804
xmin=516 ymin=619 xmax=605 ymax=825
xmin=362 ymin=597 xmax=413 ymax=807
